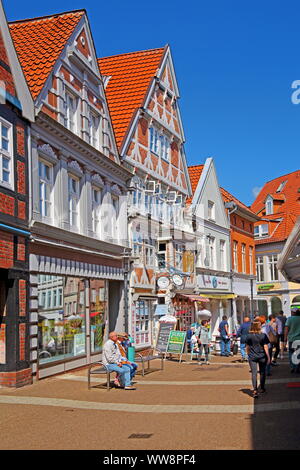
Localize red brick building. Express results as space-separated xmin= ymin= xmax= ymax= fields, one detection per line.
xmin=0 ymin=0 xmax=34 ymax=387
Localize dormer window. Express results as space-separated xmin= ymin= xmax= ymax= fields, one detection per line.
xmin=254 ymin=224 xmax=269 ymax=238
xmin=265 ymin=196 xmax=273 ymax=215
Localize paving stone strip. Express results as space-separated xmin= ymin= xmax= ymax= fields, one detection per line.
xmin=56 ymin=374 xmax=300 ymax=386
xmin=0 ymin=395 xmax=299 ymax=414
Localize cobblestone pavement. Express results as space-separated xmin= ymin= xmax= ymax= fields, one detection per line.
xmin=0 ymin=354 xmax=299 ymax=450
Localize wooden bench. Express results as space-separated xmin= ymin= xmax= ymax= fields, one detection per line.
xmin=87 ymin=361 xmax=112 ymax=391
xmin=135 ymin=348 xmax=164 ymax=376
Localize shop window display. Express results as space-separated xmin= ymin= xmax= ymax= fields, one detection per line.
xmin=90 ymin=279 xmax=108 ymax=353
xmin=38 ymin=276 xmax=86 ymax=364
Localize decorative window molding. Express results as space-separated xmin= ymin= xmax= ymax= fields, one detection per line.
xmin=91 ymin=173 xmax=104 ymax=188
xmin=111 ymin=184 xmax=122 ymax=196
xmin=68 ymin=159 xmax=83 ymax=178
xmin=38 ymin=143 xmax=58 ymax=165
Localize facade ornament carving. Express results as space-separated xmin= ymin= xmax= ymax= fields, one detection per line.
xmin=111 ymin=184 xmax=122 ymax=196
xmin=91 ymin=173 xmax=104 ymax=186
xmin=38 ymin=143 xmax=58 ymax=161
xmin=68 ymin=159 xmax=83 ymax=175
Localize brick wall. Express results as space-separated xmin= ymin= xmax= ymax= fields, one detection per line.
xmin=17 ymin=200 xmax=26 ymax=220
xmin=17 ymin=160 xmax=26 ymax=194
xmin=19 ymin=323 xmax=26 ymax=361
xmin=0 ymin=369 xmax=32 ymax=388
xmin=0 ymin=192 xmax=14 ymax=216
xmin=19 ymin=279 xmax=26 ymax=316
xmin=0 ymin=230 xmax=14 ymax=269
xmin=16 ymin=123 xmax=25 ymax=157
xmin=17 ymin=236 xmax=26 ymax=261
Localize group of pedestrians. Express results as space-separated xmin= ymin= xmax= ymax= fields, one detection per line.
xmin=243 ymin=308 xmax=300 ymax=398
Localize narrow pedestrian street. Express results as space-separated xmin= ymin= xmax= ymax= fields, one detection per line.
xmin=0 ymin=354 xmax=299 ymax=450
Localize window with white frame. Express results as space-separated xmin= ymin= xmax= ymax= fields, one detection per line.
xmin=145 ymin=239 xmax=155 ymax=266
xmin=39 ymin=159 xmax=53 ymax=218
xmin=92 ymin=187 xmax=101 ymax=234
xmin=241 ymin=243 xmax=246 ymax=273
xmin=89 ymin=112 xmax=101 ymax=149
xmin=249 ymin=246 xmax=254 ymax=275
xmin=149 ymin=126 xmax=159 ymax=154
xmin=233 ymin=240 xmax=238 ymax=271
xmin=0 ymin=118 xmax=13 ymax=189
xmin=174 ymin=242 xmax=184 ymax=269
xmin=265 ymin=196 xmax=273 ymax=215
xmin=268 ymin=255 xmax=278 ymax=281
xmin=111 ymin=196 xmax=119 ymax=241
xmin=256 ymin=256 xmax=264 ymax=282
xmin=149 ymin=126 xmax=170 ymax=160
xmin=68 ymin=175 xmax=80 ymax=228
xmin=65 ymin=92 xmax=78 ymax=133
xmin=219 ymin=240 xmax=226 ymax=271
xmin=135 ymin=300 xmax=151 ymax=345
xmin=208 ymin=200 xmax=215 ymax=220
xmin=254 ymin=224 xmax=269 ymax=238
xmin=132 ymin=229 xmax=143 ymax=261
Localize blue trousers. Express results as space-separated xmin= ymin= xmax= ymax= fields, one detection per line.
xmin=105 ymin=363 xmax=131 ymax=387
xmin=220 ymin=337 xmax=231 ymax=355
xmin=122 ymin=361 xmax=138 ymax=379
xmin=240 ymin=343 xmax=247 ymax=359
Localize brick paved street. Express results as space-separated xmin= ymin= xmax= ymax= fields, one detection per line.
xmin=0 ymin=354 xmax=299 ymax=450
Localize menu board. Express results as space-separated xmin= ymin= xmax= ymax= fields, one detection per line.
xmin=156 ymin=322 xmax=175 ymax=352
xmin=166 ymin=331 xmax=186 ymax=355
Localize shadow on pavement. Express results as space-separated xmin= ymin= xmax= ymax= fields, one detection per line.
xmin=247 ymin=360 xmax=300 ymax=450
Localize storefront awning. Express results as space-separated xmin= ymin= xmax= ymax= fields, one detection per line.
xmin=178 ymin=294 xmax=210 ymax=302
xmin=205 ymin=293 xmax=236 ymax=299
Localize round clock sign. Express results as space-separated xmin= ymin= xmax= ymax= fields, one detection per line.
xmin=157 ymin=276 xmax=170 ymax=289
xmin=172 ymin=274 xmax=183 ymax=287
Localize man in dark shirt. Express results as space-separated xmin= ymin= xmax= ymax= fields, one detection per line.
xmin=218 ymin=315 xmax=230 ymax=356
xmin=236 ymin=316 xmax=251 ymax=362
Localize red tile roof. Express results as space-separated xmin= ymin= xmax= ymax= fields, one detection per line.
xmin=186 ymin=165 xmax=204 ymax=203
xmin=9 ymin=10 xmax=84 ymax=99
xmin=98 ymin=47 xmax=166 ymax=150
xmin=251 ymin=170 xmax=300 ymax=244
xmin=220 ymin=187 xmax=257 ymax=218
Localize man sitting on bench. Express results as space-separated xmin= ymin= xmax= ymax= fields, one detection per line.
xmin=102 ymin=332 xmax=136 ymax=390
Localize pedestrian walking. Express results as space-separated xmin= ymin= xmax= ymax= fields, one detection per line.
xmin=236 ymin=316 xmax=251 ymax=362
xmin=284 ymin=308 xmax=300 ymax=373
xmin=102 ymin=332 xmax=136 ymax=390
xmin=196 ymin=319 xmax=211 ymax=365
xmin=277 ymin=310 xmax=287 ymax=359
xmin=245 ymin=320 xmax=271 ymax=398
xmin=265 ymin=314 xmax=279 ymax=375
xmin=218 ymin=315 xmax=231 ymax=356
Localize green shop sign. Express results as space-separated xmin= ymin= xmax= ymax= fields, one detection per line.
xmin=166 ymin=330 xmax=186 ymax=354
xmin=258 ymin=284 xmax=275 ymax=291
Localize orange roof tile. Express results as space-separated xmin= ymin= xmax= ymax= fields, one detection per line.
xmin=186 ymin=165 xmax=204 ymax=203
xmin=9 ymin=10 xmax=84 ymax=99
xmin=220 ymin=187 xmax=257 ymax=218
xmin=251 ymin=170 xmax=300 ymax=244
xmin=98 ymin=47 xmax=166 ymax=150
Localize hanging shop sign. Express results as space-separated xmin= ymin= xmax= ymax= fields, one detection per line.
xmin=197 ymin=274 xmax=230 ymax=291
xmin=156 ymin=322 xmax=176 ymax=352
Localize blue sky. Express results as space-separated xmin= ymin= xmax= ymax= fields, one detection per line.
xmin=5 ymin=0 xmax=300 ymax=205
